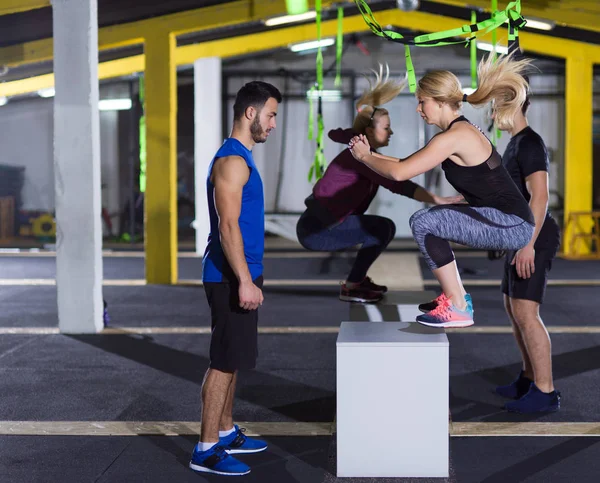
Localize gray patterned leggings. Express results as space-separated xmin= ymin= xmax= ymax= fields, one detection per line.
xmin=410 ymin=205 xmax=534 ymax=270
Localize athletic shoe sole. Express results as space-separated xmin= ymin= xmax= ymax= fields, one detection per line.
xmin=189 ymin=462 xmax=251 ymax=476
xmin=416 ymin=319 xmax=474 ymax=328
xmin=225 ymin=446 xmax=268 ymax=455
xmin=505 ymin=405 xmax=560 ymax=414
xmin=339 ymin=295 xmax=382 ymax=303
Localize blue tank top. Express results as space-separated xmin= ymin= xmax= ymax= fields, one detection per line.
xmin=202 ymin=138 xmax=265 ymax=282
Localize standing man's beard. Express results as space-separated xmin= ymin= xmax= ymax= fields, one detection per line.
xmin=250 ymin=116 xmax=268 ymax=144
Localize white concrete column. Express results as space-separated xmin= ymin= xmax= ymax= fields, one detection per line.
xmin=194 ymin=57 xmax=222 ymax=255
xmin=52 ymin=0 xmax=103 ymax=333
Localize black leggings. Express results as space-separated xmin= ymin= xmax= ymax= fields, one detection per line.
xmin=296 ymin=211 xmax=396 ymax=283
xmin=410 ymin=205 xmax=534 ymax=270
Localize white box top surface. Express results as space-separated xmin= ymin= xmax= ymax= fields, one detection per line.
xmin=336 ymin=321 xmax=449 ymax=347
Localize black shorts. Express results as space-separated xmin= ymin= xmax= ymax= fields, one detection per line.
xmin=501 ymin=249 xmax=556 ymax=304
xmin=204 ymin=276 xmax=263 ymax=372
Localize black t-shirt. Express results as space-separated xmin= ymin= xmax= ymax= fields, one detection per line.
xmin=441 ymin=117 xmax=534 ymax=225
xmin=502 ymin=126 xmax=560 ymax=250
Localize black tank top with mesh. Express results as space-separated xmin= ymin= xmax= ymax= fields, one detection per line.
xmin=441 ymin=116 xmax=534 ymax=224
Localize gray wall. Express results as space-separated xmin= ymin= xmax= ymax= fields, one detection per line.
xmin=0 ymin=87 xmax=127 ymax=235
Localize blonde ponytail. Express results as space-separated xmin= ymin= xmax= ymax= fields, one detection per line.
xmin=416 ymin=52 xmax=532 ymax=131
xmin=466 ymin=53 xmax=532 ymax=130
xmin=353 ymin=64 xmax=406 ymax=134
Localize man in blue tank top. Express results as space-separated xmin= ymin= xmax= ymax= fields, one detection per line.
xmin=190 ymin=81 xmax=282 ymax=477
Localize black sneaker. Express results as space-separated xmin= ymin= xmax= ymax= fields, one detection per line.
xmin=495 ymin=371 xmax=533 ymax=399
xmin=339 ymin=283 xmax=383 ymax=303
xmin=360 ymin=276 xmax=388 ymax=293
xmin=504 ymin=383 xmax=561 ymax=413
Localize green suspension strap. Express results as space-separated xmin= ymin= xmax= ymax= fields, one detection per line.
xmin=405 ymin=45 xmax=417 ymax=93
xmin=352 ymin=0 xmax=525 ymax=92
xmin=470 ymin=10 xmax=477 ymax=89
xmin=508 ymin=0 xmax=521 ymax=47
xmin=307 ymin=86 xmax=315 ymax=141
xmin=308 ymin=0 xmax=326 ymax=182
xmin=285 ymin=0 xmax=308 ymax=15
xmin=335 ymin=6 xmax=344 ymax=87
xmin=490 ymin=0 xmax=502 ymax=144
xmin=139 ymin=76 xmax=146 ymax=194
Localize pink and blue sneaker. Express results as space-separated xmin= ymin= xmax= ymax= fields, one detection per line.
xmin=416 ymin=295 xmax=474 ymax=328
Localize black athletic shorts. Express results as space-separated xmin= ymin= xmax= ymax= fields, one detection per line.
xmin=501 ymin=249 xmax=556 ymax=304
xmin=204 ymin=275 xmax=263 ymax=372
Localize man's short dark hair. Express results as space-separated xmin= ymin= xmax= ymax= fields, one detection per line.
xmin=233 ymin=81 xmax=282 ymax=121
xmin=521 ymin=95 xmax=531 ymax=115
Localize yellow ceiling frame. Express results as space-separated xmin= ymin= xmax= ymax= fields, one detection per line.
xmin=2 ymin=8 xmax=599 ymax=97
xmin=0 ymin=0 xmax=49 ymax=15
xmin=0 ymin=0 xmax=335 ymax=68
xmin=427 ymin=0 xmax=600 ymax=34
xmin=0 ymin=12 xmax=369 ymax=97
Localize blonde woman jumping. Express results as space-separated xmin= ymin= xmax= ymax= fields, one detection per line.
xmin=349 ymin=54 xmax=535 ymax=328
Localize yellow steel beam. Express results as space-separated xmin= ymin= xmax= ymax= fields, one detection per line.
xmin=0 ymin=31 xmax=144 ymax=72
xmin=175 ymin=10 xmax=376 ymax=65
xmin=0 ymin=56 xmax=144 ymax=97
xmin=563 ymin=55 xmax=593 ymax=256
xmin=426 ymin=0 xmax=600 ymax=34
xmin=0 ymin=0 xmax=334 ymax=68
xmin=144 ymin=33 xmax=178 ymax=284
xmin=2 ymin=2 xmax=598 ymax=69
xmin=0 ymin=10 xmax=371 ymax=97
xmin=3 ymin=9 xmax=600 ymax=93
xmin=0 ymin=0 xmax=49 ymax=15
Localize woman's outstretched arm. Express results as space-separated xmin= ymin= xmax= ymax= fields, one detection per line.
xmin=349 ymin=132 xmax=456 ymax=181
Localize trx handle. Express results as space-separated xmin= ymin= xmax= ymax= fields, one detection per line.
xmin=354 ymin=0 xmax=524 ymax=48
xmin=353 ymin=0 xmax=524 ymax=92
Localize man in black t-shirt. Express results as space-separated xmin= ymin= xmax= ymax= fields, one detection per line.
xmin=494 ymin=94 xmax=561 ymax=413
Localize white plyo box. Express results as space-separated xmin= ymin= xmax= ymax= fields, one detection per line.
xmin=336 ymin=321 xmax=449 ymax=478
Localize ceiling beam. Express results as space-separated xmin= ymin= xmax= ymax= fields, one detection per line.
xmin=0 ymin=0 xmax=49 ymax=16
xmin=0 ymin=56 xmax=145 ymax=97
xmin=0 ymin=0 xmax=334 ymax=68
xmin=2 ymin=8 xmax=600 ymax=98
xmin=175 ymin=11 xmax=371 ymax=65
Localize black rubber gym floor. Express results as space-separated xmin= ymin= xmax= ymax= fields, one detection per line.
xmin=1 ymin=253 xmax=598 ymax=482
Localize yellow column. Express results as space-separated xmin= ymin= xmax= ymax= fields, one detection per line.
xmin=563 ymin=55 xmax=593 ymax=256
xmin=144 ymin=31 xmax=178 ymax=283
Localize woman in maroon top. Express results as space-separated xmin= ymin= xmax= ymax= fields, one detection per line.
xmin=296 ymin=70 xmax=460 ymax=303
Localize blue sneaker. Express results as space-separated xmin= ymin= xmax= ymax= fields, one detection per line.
xmin=416 ymin=296 xmax=474 ymax=328
xmin=495 ymin=371 xmax=532 ymax=399
xmin=220 ymin=425 xmax=268 ymax=454
xmin=504 ymin=383 xmax=561 ymax=413
xmin=189 ymin=444 xmax=250 ymax=476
